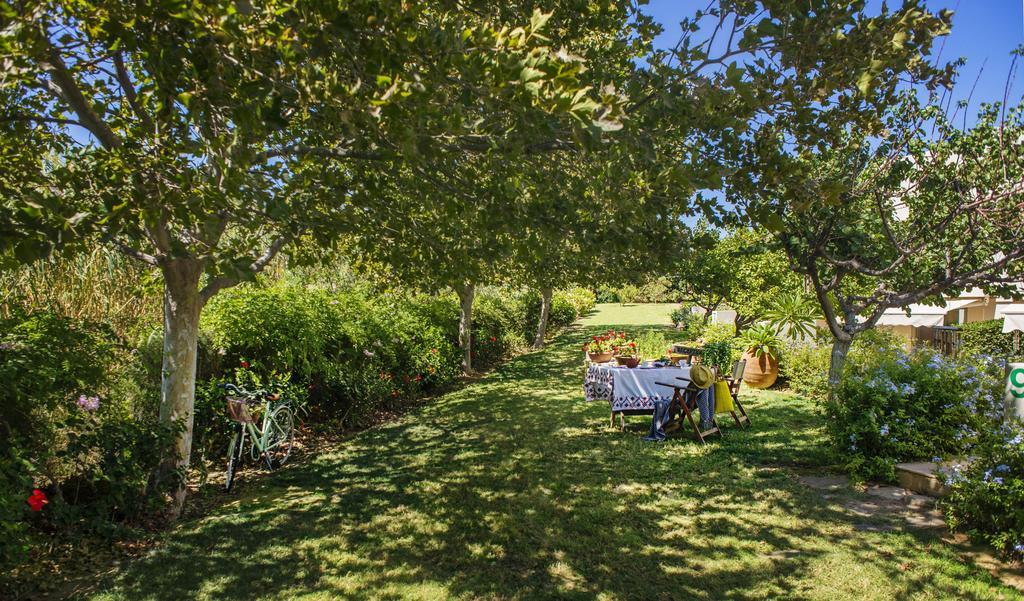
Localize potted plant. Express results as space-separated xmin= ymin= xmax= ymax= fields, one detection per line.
xmin=737 ymin=323 xmax=783 ymax=388
xmin=613 ymin=335 xmax=640 ymax=368
xmin=583 ymin=329 xmax=621 ymax=363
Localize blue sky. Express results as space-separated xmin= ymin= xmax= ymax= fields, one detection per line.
xmin=640 ymin=0 xmax=1024 ymax=122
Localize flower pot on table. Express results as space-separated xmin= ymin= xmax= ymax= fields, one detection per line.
xmin=615 ymin=355 xmax=640 ymax=368
xmin=588 ymin=351 xmax=613 ymax=363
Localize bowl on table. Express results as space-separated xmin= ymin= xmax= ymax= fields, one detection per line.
xmin=615 ymin=356 xmax=640 ymax=368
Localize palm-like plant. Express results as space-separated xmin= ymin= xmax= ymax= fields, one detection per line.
xmin=765 ymin=292 xmax=821 ymax=341
xmin=737 ymin=323 xmax=784 ymax=359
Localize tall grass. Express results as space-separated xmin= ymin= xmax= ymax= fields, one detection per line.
xmin=0 ymin=248 xmax=161 ymax=339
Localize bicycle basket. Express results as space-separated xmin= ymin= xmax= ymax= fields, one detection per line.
xmin=226 ymin=397 xmax=256 ymax=424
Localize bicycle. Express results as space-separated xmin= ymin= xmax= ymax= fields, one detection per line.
xmin=222 ymin=383 xmax=295 ymax=491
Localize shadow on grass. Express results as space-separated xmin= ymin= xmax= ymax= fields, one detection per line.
xmin=84 ymin=326 xmax=1018 ymax=600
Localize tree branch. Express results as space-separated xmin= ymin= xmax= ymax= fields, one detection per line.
xmin=113 ymin=51 xmax=155 ymax=134
xmin=258 ymin=144 xmax=385 ymax=162
xmin=111 ymin=240 xmax=159 ymax=266
xmin=42 ymin=43 xmax=121 ymax=149
xmin=0 ymin=114 xmax=84 ymax=128
xmin=198 ymin=235 xmax=291 ymax=305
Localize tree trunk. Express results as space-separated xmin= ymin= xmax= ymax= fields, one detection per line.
xmin=827 ymin=335 xmax=853 ymax=400
xmin=158 ymin=258 xmax=203 ymax=518
xmin=456 ymin=283 xmax=475 ymax=374
xmin=533 ymin=287 xmax=553 ymax=349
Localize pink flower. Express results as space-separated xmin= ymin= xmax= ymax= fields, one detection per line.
xmin=76 ymin=394 xmax=100 ymax=411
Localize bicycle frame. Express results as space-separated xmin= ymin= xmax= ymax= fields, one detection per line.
xmin=237 ymin=397 xmax=289 ymax=459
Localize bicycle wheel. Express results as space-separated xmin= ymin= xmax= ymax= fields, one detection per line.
xmin=263 ymin=405 xmax=295 ymax=470
xmin=225 ymin=428 xmax=244 ymax=491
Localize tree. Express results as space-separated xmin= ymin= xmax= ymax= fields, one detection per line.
xmin=719 ymin=228 xmax=801 ymax=332
xmin=733 ymin=92 xmax=1024 ymax=392
xmin=342 ymin=1 xmax=649 ymax=364
xmin=669 ymin=221 xmax=732 ymax=322
xmin=670 ymin=225 xmax=798 ymax=331
xmin=0 ymin=1 xmax=616 ymax=513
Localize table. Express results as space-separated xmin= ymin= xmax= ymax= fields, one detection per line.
xmin=584 ymin=364 xmax=691 ymax=428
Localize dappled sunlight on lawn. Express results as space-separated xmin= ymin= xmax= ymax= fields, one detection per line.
xmin=88 ymin=325 xmax=1021 ymax=600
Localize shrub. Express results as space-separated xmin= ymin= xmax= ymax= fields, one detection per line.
xmin=203 ymin=284 xmax=467 ymax=430
xmin=700 ymin=321 xmax=736 ymax=344
xmin=0 ymin=446 xmax=34 ymax=570
xmin=701 ymin=340 xmax=734 ymax=373
xmin=636 ymin=277 xmax=675 ymax=303
xmin=698 ymin=322 xmax=742 ymax=366
xmin=559 ymin=287 xmax=596 ymax=317
xmin=781 ymin=328 xmax=906 ymax=400
xmin=944 ymin=424 xmax=1024 ymax=559
xmin=826 ymin=349 xmax=1002 ymax=482
xmin=779 ymin=342 xmax=831 ymax=399
xmin=201 ymin=283 xmax=544 ymax=431
xmin=548 ymin=295 xmax=577 ymax=329
xmin=0 ymin=311 xmax=178 ymax=571
xmin=617 ymin=283 xmax=640 ymax=304
xmin=959 ymin=319 xmax=1018 ymax=362
xmin=0 ymin=311 xmax=116 ymax=454
xmin=595 ymin=285 xmax=619 ymax=304
xmin=635 ymin=330 xmax=673 ymax=360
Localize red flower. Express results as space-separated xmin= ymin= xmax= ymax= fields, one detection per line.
xmin=27 ymin=489 xmax=47 ymax=512
xmin=430 ymin=348 xmax=438 ymax=354
xmin=414 ymin=374 xmax=422 ymax=382
xmin=489 ymin=336 xmax=496 ymax=342
xmin=240 ymin=360 xmax=250 ymax=368
xmin=629 ymin=342 xmax=636 ymax=347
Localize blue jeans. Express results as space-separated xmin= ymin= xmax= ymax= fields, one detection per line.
xmin=696 ymin=386 xmax=716 ymax=430
xmin=643 ymin=399 xmax=673 ymax=442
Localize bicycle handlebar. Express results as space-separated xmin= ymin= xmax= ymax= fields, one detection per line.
xmin=219 ymin=382 xmax=272 ymax=400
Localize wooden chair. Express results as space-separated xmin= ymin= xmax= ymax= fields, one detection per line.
xmin=654 ymin=376 xmax=722 ymax=444
xmin=723 ymin=359 xmax=751 ymax=429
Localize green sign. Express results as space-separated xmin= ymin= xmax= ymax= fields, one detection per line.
xmin=1011 ymin=367 xmax=1024 ymax=399
xmin=1006 ymin=364 xmax=1024 ymax=420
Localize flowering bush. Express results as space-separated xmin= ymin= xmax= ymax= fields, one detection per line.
xmin=827 ymin=348 xmax=1003 ymax=482
xmin=944 ymin=424 xmax=1024 ymax=559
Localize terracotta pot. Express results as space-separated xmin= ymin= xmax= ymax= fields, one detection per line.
xmin=741 ymin=349 xmax=778 ymax=389
xmin=588 ymin=351 xmax=613 ymax=363
xmin=615 ymin=355 xmax=640 ymax=368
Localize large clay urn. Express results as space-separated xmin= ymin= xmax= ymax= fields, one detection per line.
xmin=741 ymin=349 xmax=778 ymax=389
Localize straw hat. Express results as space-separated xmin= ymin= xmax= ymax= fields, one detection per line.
xmin=689 ymin=364 xmax=714 ymax=389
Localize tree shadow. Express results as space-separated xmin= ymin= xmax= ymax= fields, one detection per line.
xmin=84 ymin=327 xmax=1018 ymax=600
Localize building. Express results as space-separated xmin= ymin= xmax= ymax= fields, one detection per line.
xmin=876 ymin=288 xmax=1023 ymax=351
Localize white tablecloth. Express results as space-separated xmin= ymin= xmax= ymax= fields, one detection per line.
xmin=584 ymin=364 xmax=691 ymax=412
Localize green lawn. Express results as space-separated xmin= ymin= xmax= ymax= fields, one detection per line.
xmin=579 ymin=302 xmax=676 ymax=326
xmin=83 ymin=310 xmax=1019 ymax=600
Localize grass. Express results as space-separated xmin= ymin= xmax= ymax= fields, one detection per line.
xmin=80 ymin=306 xmax=1020 ymax=600
xmin=579 ymin=302 xmax=676 ymax=326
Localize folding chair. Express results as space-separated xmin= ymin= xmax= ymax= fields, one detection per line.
xmin=654 ymin=376 xmax=721 ymax=444
xmin=723 ymin=359 xmax=751 ymax=429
